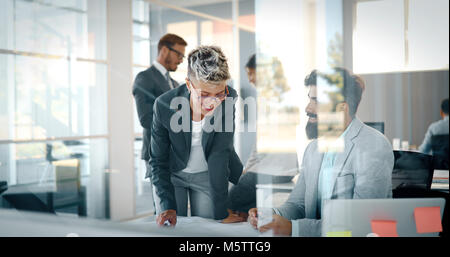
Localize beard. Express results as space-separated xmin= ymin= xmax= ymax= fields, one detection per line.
xmin=305 ymin=121 xmax=318 ymax=140
xmin=165 ymin=56 xmax=178 ymax=72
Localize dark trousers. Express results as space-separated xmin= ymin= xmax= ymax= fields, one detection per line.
xmin=227 ymin=172 xmax=288 ymax=213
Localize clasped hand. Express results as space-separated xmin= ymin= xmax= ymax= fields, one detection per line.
xmin=248 ymin=208 xmax=292 ymax=236
xmin=156 ymin=209 xmax=177 ymax=227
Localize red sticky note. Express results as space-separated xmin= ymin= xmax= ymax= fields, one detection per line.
xmin=371 ymin=220 xmax=398 ymax=237
xmin=414 ymin=206 xmax=442 ymax=234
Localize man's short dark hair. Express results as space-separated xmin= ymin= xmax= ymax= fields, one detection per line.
xmin=442 ymin=98 xmax=449 ymax=115
xmin=245 ymin=54 xmax=256 ymax=69
xmin=304 ymin=68 xmax=365 ymax=118
xmin=157 ymin=33 xmax=187 ymax=53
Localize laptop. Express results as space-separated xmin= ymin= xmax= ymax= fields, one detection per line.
xmin=322 ymin=198 xmax=445 ymax=237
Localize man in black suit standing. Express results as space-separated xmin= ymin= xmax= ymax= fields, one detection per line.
xmin=133 ymin=34 xmax=187 ymax=214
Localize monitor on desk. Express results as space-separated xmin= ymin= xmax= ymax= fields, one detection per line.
xmin=322 ymin=198 xmax=445 ymax=237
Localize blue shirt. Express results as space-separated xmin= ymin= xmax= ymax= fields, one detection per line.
xmin=317 ymin=120 xmax=354 ymax=216
xmin=418 ymin=116 xmax=449 ymax=154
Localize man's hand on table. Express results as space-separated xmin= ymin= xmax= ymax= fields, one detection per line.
xmin=248 ymin=208 xmax=292 ymax=236
xmin=156 ymin=209 xmax=177 ymax=227
xmin=259 ymin=214 xmax=292 ymax=236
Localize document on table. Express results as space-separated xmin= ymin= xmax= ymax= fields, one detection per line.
xmin=136 ymin=216 xmax=263 ymax=237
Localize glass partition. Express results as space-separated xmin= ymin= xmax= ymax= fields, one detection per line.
xmin=0 ymin=0 xmax=109 ymax=220
xmin=0 ymin=0 xmax=448 ymax=238
xmin=0 ymin=138 xmax=108 ymax=219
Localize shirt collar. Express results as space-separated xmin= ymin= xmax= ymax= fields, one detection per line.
xmin=153 ymin=60 xmax=168 ymax=77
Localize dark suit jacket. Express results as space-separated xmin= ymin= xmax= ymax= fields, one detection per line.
xmin=150 ymin=85 xmax=243 ymax=220
xmin=132 ymin=65 xmax=179 ymax=173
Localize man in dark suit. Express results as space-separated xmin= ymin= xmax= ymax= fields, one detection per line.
xmin=150 ymin=46 xmax=243 ymax=226
xmin=132 ymin=34 xmax=187 ymax=213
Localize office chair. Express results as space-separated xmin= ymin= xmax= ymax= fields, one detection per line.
xmin=0 ymin=181 xmax=7 ymax=195
xmin=392 ymin=150 xmax=434 ymax=191
xmin=431 ymin=134 xmax=449 ymax=170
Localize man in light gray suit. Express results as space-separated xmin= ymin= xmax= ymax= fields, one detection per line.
xmin=248 ymin=68 xmax=394 ymax=236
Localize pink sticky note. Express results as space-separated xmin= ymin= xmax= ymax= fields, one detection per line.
xmin=371 ymin=220 xmax=398 ymax=237
xmin=414 ymin=206 xmax=442 ymax=234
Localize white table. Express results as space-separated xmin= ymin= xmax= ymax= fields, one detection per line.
xmin=129 ymin=216 xmax=263 ymax=237
xmin=0 ymin=209 xmax=265 ymax=237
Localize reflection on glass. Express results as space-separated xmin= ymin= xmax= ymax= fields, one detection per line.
xmin=0 ymin=0 xmax=106 ymax=60
xmin=0 ymin=138 xmax=108 ymax=218
xmin=133 ymin=0 xmax=150 ymax=66
xmin=254 ymin=0 xmax=305 ymax=158
xmin=0 ymin=55 xmax=108 ymax=141
xmin=132 ymin=0 xmax=152 ymax=216
xmin=164 ymin=0 xmax=232 ymax=21
xmin=199 ymin=20 xmax=234 ymax=79
xmin=133 ymin=23 xmax=150 ymax=66
xmin=133 ymin=0 xmax=150 ymax=23
xmin=133 ymin=67 xmax=147 ymax=135
xmin=316 ymin=70 xmax=346 ymax=153
xmin=256 ymin=186 xmax=274 ymax=236
xmin=256 ymin=55 xmax=297 ymax=153
xmin=239 ymin=0 xmax=255 ymax=29
xmin=134 ymin=138 xmax=154 ymax=215
xmin=149 ymin=3 xmax=235 ymax=84
xmin=166 ymin=20 xmax=198 ymax=82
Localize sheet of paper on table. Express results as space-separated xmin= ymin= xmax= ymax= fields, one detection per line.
xmin=133 ymin=216 xmax=268 ymax=237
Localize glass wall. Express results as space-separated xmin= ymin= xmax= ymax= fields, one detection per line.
xmin=0 ymin=0 xmax=109 ymax=219
xmin=253 ymin=0 xmax=448 ymax=237
xmin=0 ymin=0 xmax=447 ymax=237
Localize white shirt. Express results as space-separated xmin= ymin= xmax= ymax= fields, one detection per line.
xmin=153 ymin=60 xmax=173 ymax=89
xmin=182 ymin=120 xmax=208 ymax=173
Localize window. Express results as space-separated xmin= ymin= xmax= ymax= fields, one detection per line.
xmin=353 ymin=0 xmax=449 ymax=74
xmin=0 ymin=0 xmax=108 ymax=218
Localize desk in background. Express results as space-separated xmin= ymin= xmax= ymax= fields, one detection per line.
xmin=431 ymin=169 xmax=449 ymax=193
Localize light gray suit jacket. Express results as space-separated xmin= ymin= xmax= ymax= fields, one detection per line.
xmin=273 ymin=117 xmax=394 ymax=237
